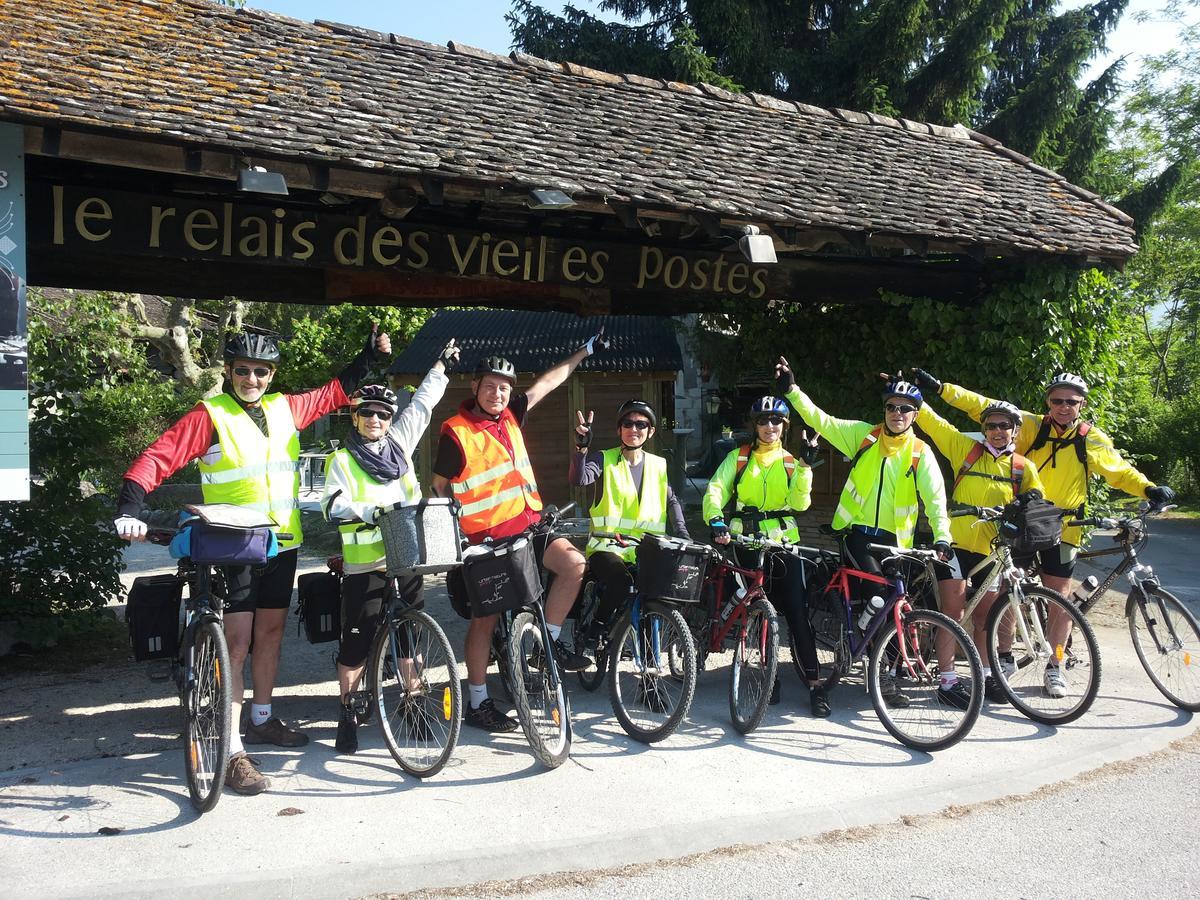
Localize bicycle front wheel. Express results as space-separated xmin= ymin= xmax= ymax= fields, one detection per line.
xmin=608 ymin=601 xmax=697 ymax=743
xmin=183 ymin=617 xmax=231 ymax=813
xmin=729 ymin=596 xmax=779 ymax=735
xmin=869 ymin=609 xmax=982 ymax=752
xmin=986 ymin=586 xmax=1101 ymax=725
xmin=370 ymin=609 xmax=461 ymax=778
xmin=1128 ymin=585 xmax=1200 ymax=712
xmin=507 ymin=610 xmax=571 ymax=768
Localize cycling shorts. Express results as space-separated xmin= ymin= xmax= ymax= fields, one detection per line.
xmin=223 ymin=548 xmax=298 ymax=615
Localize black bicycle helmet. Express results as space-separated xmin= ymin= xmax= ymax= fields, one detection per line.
xmin=616 ymin=399 xmax=657 ymax=429
xmin=749 ymin=396 xmax=790 ymax=421
xmin=350 ymin=384 xmax=398 ymax=414
xmin=224 ymin=332 xmax=281 ymax=366
xmin=472 ymin=355 xmax=517 ymax=384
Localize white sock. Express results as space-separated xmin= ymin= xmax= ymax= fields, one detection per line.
xmin=547 ymin=623 xmax=563 ymax=641
xmin=939 ymin=673 xmax=959 ymax=687
xmin=468 ymin=683 xmax=488 ymax=709
xmin=229 ymin=730 xmax=244 ymax=758
xmin=982 ymin=667 xmax=992 ymax=678
xmin=251 ymin=703 xmax=271 ymax=726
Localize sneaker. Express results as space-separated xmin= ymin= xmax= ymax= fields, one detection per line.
xmin=984 ymin=675 xmax=1008 ymax=704
xmin=224 ymin=752 xmax=269 ymax=795
xmin=809 ymin=685 xmax=832 ymax=718
xmin=245 ymin=716 xmax=309 ymax=748
xmin=999 ymin=653 xmax=1016 ymax=678
xmin=769 ymin=677 xmax=781 ymax=706
xmin=878 ymin=673 xmax=911 ymax=709
xmin=936 ymin=679 xmax=973 ymax=710
xmin=1043 ymin=666 xmax=1068 ymax=699
xmin=635 ymin=675 xmax=670 ymax=713
xmin=529 ymin=639 xmax=589 ymax=673
xmin=335 ymin=703 xmax=358 ymax=754
xmin=464 ymin=698 xmax=518 ymax=733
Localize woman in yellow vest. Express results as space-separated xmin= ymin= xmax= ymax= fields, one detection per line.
xmin=916 ymin=398 xmax=1045 ymax=703
xmin=570 ymin=399 xmax=690 ymax=632
xmin=702 ymin=396 xmax=826 ymax=714
xmin=777 ymin=360 xmax=954 ymax=709
xmin=321 ymin=341 xmax=458 ymax=753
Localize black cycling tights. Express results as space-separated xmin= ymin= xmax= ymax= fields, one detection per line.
xmin=336 ymin=569 xmax=424 ymax=669
xmin=735 ymin=544 xmax=819 ymax=682
xmin=587 ymin=550 xmax=634 ymax=626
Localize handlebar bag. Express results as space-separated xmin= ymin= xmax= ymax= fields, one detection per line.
xmin=1003 ymin=498 xmax=1063 ymax=555
xmin=636 ymin=535 xmax=710 ymax=604
xmin=378 ymin=498 xmax=463 ymax=575
xmin=170 ymin=515 xmax=279 ymax=566
xmin=462 ymin=535 xmax=540 ymax=618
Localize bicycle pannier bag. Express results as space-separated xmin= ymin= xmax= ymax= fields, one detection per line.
xmin=635 ymin=535 xmax=710 ymax=604
xmin=127 ymin=574 xmax=184 ymax=661
xmin=377 ymin=498 xmax=463 ymax=575
xmin=297 ymin=572 xmax=341 ymax=643
xmin=1004 ymin=498 xmax=1063 ymax=555
xmin=461 ymin=536 xmax=540 ymax=618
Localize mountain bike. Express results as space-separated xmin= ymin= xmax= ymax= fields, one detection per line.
xmin=805 ymin=536 xmax=983 ymax=751
xmin=147 ymin=504 xmax=290 ymax=813
xmin=1070 ymin=501 xmax=1199 ymax=711
xmin=946 ymin=506 xmax=1101 ymax=725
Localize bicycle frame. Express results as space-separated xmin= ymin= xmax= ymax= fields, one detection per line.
xmin=702 ymin=550 xmax=768 ymax=654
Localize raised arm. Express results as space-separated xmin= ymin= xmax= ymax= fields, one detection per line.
xmin=526 ymin=328 xmax=607 ymax=411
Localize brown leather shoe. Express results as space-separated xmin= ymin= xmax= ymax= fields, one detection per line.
xmin=224 ymin=752 xmax=269 ymax=795
xmin=244 ymin=716 xmax=309 ymax=747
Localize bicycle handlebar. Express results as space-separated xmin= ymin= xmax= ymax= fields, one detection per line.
xmin=866 ymin=542 xmax=940 ymax=561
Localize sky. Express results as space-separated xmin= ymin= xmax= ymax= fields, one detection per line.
xmin=246 ymin=0 xmax=1189 ymax=85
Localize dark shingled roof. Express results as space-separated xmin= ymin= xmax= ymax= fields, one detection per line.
xmin=387 ymin=311 xmax=682 ymax=376
xmin=0 ymin=0 xmax=1137 ymax=262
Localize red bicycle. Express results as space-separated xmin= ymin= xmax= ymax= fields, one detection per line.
xmin=683 ymin=533 xmax=780 ymax=734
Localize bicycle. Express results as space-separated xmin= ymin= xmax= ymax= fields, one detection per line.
xmin=805 ymin=535 xmax=983 ymax=751
xmin=943 ymin=506 xmax=1102 ymax=725
xmin=571 ymin=533 xmax=700 ymax=744
xmin=146 ymin=504 xmax=291 ymax=813
xmin=1069 ymin=501 xmax=1199 ymax=711
xmin=683 ymin=531 xmax=780 ymax=735
xmin=478 ymin=504 xmax=576 ymax=768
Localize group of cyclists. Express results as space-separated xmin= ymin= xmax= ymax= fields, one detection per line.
xmin=114 ymin=323 xmax=1175 ymax=796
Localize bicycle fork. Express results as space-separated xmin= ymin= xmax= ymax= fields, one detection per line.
xmin=529 ymin=601 xmax=573 ymax=737
xmin=1127 ymin=570 xmax=1188 ymax=655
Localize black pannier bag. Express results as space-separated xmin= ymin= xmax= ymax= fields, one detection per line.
xmin=127 ymin=574 xmax=185 ymax=661
xmin=1003 ymin=497 xmax=1064 ymax=555
xmin=461 ymin=536 xmax=540 ymax=618
xmin=635 ymin=535 xmax=710 ymax=604
xmin=297 ymin=572 xmax=341 ymax=644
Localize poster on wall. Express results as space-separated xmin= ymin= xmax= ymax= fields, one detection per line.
xmin=0 ymin=122 xmax=29 ymax=501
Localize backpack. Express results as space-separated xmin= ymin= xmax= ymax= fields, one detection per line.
xmin=724 ymin=443 xmax=797 ymax=517
xmin=951 ymin=442 xmax=1027 ymax=497
xmin=1027 ymin=416 xmax=1091 ymax=471
xmin=847 ymin=427 xmax=923 ymax=478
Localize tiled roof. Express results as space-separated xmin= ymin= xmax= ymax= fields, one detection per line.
xmin=387 ymin=311 xmax=682 ymax=375
xmin=0 ymin=0 xmax=1136 ymax=262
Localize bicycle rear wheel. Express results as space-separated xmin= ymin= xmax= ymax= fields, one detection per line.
xmin=868 ymin=609 xmax=982 ymax=752
xmin=507 ymin=610 xmax=571 ymax=768
xmin=370 ymin=609 xmax=461 ymax=777
xmin=609 ymin=601 xmax=697 ymax=743
xmin=575 ymin=581 xmax=608 ymax=691
xmin=728 ymin=596 xmax=779 ymax=734
xmin=1128 ymin=585 xmax=1200 ymax=712
xmin=986 ymin=586 xmax=1101 ymax=725
xmin=183 ymin=618 xmax=231 ymax=813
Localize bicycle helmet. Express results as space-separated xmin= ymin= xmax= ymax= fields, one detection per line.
xmin=616 ymin=399 xmax=657 ymax=429
xmin=981 ymin=400 xmax=1022 ymax=427
xmin=472 ymin=355 xmax=517 ymax=384
xmin=350 ymin=384 xmax=397 ymax=414
xmin=1045 ymin=371 xmax=1089 ymax=395
xmin=748 ymin=396 xmax=790 ymax=421
xmin=224 ymin=332 xmax=281 ymax=366
xmin=882 ymin=378 xmax=923 ymax=408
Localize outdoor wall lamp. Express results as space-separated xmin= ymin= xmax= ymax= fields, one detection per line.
xmin=527 ymin=188 xmax=576 ymax=210
xmin=735 ymin=225 xmax=778 ymax=264
xmin=237 ymin=165 xmax=289 ymax=196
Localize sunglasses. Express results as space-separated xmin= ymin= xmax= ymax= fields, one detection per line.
xmin=356 ymin=408 xmax=393 ymax=420
xmin=232 ymin=365 xmax=273 ymax=378
xmin=885 ymin=403 xmax=917 ymax=414
xmin=1049 ymin=397 xmax=1082 ymax=407
xmin=983 ymin=421 xmax=1015 ymax=431
xmin=756 ymin=415 xmax=787 ymax=426
xmin=620 ymin=419 xmax=651 ymax=431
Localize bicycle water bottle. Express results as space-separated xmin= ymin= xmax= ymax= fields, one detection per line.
xmin=1070 ymin=575 xmax=1099 ymax=606
xmin=857 ymin=595 xmax=885 ymax=630
xmin=720 ymin=587 xmax=747 ymax=623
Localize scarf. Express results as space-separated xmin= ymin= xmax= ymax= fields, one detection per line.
xmin=347 ymin=427 xmax=408 ymax=484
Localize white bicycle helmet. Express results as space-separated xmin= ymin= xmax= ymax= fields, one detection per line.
xmin=1045 ymin=372 xmax=1088 ymax=395
xmin=981 ymin=400 xmax=1022 ymax=426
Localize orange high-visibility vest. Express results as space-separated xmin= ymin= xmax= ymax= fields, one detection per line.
xmin=444 ymin=409 xmax=543 ymax=536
